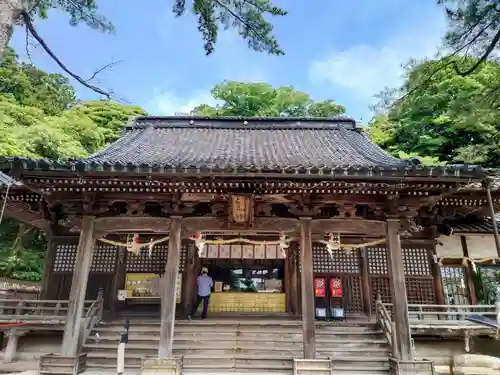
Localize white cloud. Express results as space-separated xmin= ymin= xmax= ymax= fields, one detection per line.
xmin=309 ymin=13 xmax=447 ymax=99
xmin=148 ymin=90 xmax=219 ymax=115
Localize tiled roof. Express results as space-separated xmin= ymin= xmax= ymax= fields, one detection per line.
xmin=0 ymin=116 xmax=487 ymax=178
xmin=84 ymin=116 xmax=406 ymax=170
xmin=450 ymin=219 xmax=500 ymax=234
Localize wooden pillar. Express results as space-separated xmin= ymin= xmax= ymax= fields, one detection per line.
xmin=386 ymin=219 xmax=412 ymax=361
xmin=299 ymin=218 xmax=316 ymax=359
xmin=158 ymin=216 xmax=182 ymax=358
xmin=360 ymin=248 xmax=372 ymax=315
xmin=288 ymin=244 xmax=299 ymax=316
xmin=429 ymin=246 xmax=445 ymax=306
xmin=40 ymin=231 xmax=56 ymax=299
xmin=60 ymin=216 xmax=95 ymax=357
xmin=461 ymin=236 xmax=477 ymax=304
xmin=486 ymin=185 xmax=500 ymax=257
xmin=182 ymin=242 xmax=198 ymax=315
xmin=110 ymin=247 xmax=127 ymax=318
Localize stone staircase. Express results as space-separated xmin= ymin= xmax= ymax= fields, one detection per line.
xmin=83 ymin=318 xmax=390 ymax=374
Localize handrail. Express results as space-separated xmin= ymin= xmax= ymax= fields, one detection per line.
xmin=381 ymin=303 xmax=498 ymax=321
xmin=78 ymin=289 xmax=104 ymax=352
xmin=375 ymin=294 xmax=397 ymax=358
xmin=0 ymin=299 xmax=96 ymax=322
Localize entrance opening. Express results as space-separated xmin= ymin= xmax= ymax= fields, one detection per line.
xmin=200 ymin=259 xmax=286 ymax=313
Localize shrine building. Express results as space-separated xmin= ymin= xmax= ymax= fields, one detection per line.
xmin=1 ymin=116 xmax=499 ymax=373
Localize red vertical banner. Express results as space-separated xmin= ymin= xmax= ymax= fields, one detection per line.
xmin=330 ymin=278 xmax=343 ymax=297
xmin=314 ymin=278 xmax=326 ymax=297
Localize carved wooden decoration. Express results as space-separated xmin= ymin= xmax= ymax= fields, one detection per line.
xmin=229 ymin=194 xmax=254 ymax=226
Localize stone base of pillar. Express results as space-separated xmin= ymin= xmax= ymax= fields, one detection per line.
xmin=388 ymin=358 xmax=435 ymax=375
xmin=38 ymin=353 xmax=87 ymax=375
xmin=141 ymin=356 xmax=183 ymax=375
xmin=293 ymin=358 xmax=332 ymax=375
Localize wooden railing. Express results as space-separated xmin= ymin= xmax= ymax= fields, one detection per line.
xmin=78 ymin=290 xmax=104 ymax=351
xmin=383 ymin=303 xmax=498 ymax=322
xmin=0 ymin=299 xmax=96 ymax=325
xmin=375 ymin=295 xmax=398 ymax=358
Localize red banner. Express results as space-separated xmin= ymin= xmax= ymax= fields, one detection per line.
xmin=330 ymin=278 xmax=343 ymax=297
xmin=314 ymin=278 xmax=326 ymax=297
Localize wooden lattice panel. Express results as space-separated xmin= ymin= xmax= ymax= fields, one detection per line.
xmin=125 ymin=243 xmax=187 ymax=273
xmin=91 ymin=245 xmax=117 ymax=273
xmin=403 ymin=247 xmax=431 ymax=276
xmin=343 ymin=275 xmax=364 ymax=313
xmin=370 ymin=276 xmax=392 ymax=308
xmin=312 ymin=245 xmax=360 ymax=273
xmin=405 ymin=278 xmax=435 ymax=305
xmin=367 ymin=247 xmax=388 ymax=275
xmin=53 ymin=244 xmax=117 ymax=273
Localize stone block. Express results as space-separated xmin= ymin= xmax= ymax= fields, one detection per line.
xmin=141 ymin=356 xmax=183 ymax=375
xmin=38 ymin=353 xmax=87 ymax=375
xmin=388 ymin=357 xmax=435 ymax=375
xmin=293 ymin=358 xmax=333 ymax=375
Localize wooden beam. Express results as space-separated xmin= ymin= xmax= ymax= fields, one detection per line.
xmin=94 ymin=217 xmax=171 ymax=235
xmin=299 ymin=218 xmax=316 ymax=359
xmin=386 ymin=219 xmax=413 ymax=361
xmin=158 ymin=216 xmax=182 ymax=358
xmin=60 ymin=216 xmax=95 ymax=357
xmin=311 ymin=218 xmax=385 ymax=236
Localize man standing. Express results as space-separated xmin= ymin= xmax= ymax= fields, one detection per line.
xmin=188 ymin=267 xmax=213 ymax=320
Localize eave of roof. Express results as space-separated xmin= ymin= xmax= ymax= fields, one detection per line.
xmin=0 ymin=116 xmax=489 ymax=180
xmin=0 ymin=171 xmax=22 ymax=187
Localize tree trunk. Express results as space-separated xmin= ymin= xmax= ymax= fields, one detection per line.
xmin=0 ymin=0 xmax=23 ymax=59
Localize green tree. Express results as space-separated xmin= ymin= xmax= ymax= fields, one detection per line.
xmin=0 ymin=0 xmax=285 ymax=63
xmin=191 ymin=81 xmax=346 ymax=117
xmin=0 ymin=48 xmax=76 ymax=115
xmin=0 ymin=50 xmax=149 ymax=281
xmin=370 ymin=58 xmax=500 ymax=167
xmin=439 ymin=0 xmax=500 ymax=76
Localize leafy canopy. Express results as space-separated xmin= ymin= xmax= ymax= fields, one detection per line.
xmin=369 ymin=58 xmax=500 ymax=167
xmin=191 ymin=81 xmax=346 ymax=117
xmin=0 ymin=48 xmax=147 ymax=281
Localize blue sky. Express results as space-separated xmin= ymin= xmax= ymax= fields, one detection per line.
xmin=10 ymin=0 xmax=448 ymax=121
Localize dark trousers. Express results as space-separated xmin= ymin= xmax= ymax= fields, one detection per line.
xmin=190 ymin=294 xmax=210 ymax=318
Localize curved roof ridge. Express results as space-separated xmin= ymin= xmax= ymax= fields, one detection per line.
xmin=130 ymin=115 xmax=359 ymax=131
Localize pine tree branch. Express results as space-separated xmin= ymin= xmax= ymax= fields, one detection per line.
xmin=21 ymin=10 xmax=112 ymax=98
xmin=453 ymin=27 xmax=500 ymax=76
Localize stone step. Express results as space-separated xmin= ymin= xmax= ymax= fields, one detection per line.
xmin=84 ymin=344 xmax=389 ymax=357
xmin=87 ymin=333 xmax=387 ymax=345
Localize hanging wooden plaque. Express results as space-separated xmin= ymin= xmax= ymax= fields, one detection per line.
xmin=229 ymin=194 xmax=254 ymax=226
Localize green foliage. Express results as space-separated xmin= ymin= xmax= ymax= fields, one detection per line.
xmin=191 ymin=81 xmax=346 ymax=117
xmin=438 ymin=0 xmax=500 ymax=76
xmin=173 ymin=0 xmax=286 ymax=55
xmin=0 ymin=221 xmax=46 ymax=281
xmin=0 ymin=48 xmax=76 ymax=115
xmin=0 ymin=50 xmax=148 ymax=281
xmin=30 ymin=0 xmax=114 ymax=33
xmin=370 ymin=58 xmax=500 ymax=167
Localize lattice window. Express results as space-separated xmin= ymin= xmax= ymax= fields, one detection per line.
xmin=343 ymin=275 xmax=364 ymax=313
xmin=53 ymin=244 xmax=78 ymax=272
xmin=441 ymin=267 xmax=470 ymax=305
xmin=403 ymin=247 xmax=431 ymax=276
xmin=370 ymin=276 xmax=391 ymax=308
xmin=367 ymin=247 xmax=388 ymax=275
xmin=91 ymin=245 xmax=117 ymax=273
xmin=406 ymin=278 xmax=435 ymax=305
xmin=312 ymin=245 xmax=360 ymax=273
xmin=125 ymin=242 xmax=187 ymax=273
xmin=53 ymin=244 xmax=117 ymax=273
